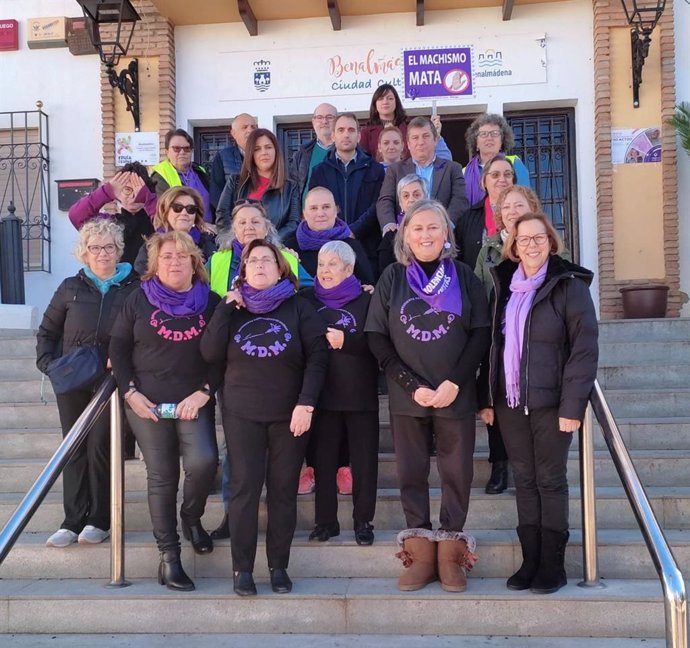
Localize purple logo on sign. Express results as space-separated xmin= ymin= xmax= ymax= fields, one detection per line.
xmin=403 ymin=47 xmax=473 ymax=100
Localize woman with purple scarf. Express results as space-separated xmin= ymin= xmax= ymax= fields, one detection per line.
xmin=366 ymin=199 xmax=490 ymax=593
xmin=200 ymin=239 xmax=328 ymax=597
xmin=134 ymin=186 xmax=216 ymax=275
xmin=110 ymin=231 xmax=222 ymax=592
xmin=302 ymin=241 xmax=379 ymax=545
xmin=477 ymin=212 xmax=598 ymax=594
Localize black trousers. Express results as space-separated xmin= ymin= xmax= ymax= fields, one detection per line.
xmin=126 ymin=406 xmax=218 ymax=551
xmin=487 ymin=419 xmax=509 ymax=463
xmin=312 ymin=410 xmax=379 ymax=527
xmin=495 ymin=399 xmax=572 ymax=532
xmin=55 ymin=390 xmax=111 ymax=533
xmin=304 ymin=432 xmax=349 ymax=471
xmin=226 ymin=415 xmax=309 ymax=572
xmin=392 ymin=414 xmax=475 ymax=531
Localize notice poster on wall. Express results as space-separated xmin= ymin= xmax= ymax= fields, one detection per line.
xmin=115 ymin=132 xmax=160 ymax=167
xmin=403 ymin=47 xmax=474 ymax=99
xmin=611 ymin=127 xmax=662 ymax=165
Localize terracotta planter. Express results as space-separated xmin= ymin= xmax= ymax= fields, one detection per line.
xmin=619 ymin=284 xmax=669 ymax=319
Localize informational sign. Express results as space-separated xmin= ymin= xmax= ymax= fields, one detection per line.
xmin=0 ymin=19 xmax=19 ymax=51
xmin=27 ymin=16 xmax=66 ymax=49
xmin=403 ymin=47 xmax=473 ymax=99
xmin=115 ymin=132 xmax=160 ymax=167
xmin=611 ymin=127 xmax=662 ymax=165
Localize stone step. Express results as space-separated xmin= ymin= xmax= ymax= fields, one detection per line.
xmin=597 ymin=364 xmax=690 ymax=389
xmin=1 ymin=528 xmax=686 ymax=582
xmin=0 ymin=358 xmax=44 ymax=380
xmin=0 ymin=379 xmax=54 ymax=404
xmin=0 ymin=333 xmax=37 ymax=358
xmin=598 ymin=318 xmax=690 ymax=343
xmin=598 ymin=340 xmax=690 ymax=365
xmin=0 ymin=404 xmax=61 ymax=429
xmin=2 ymin=486 xmax=688 ymax=532
xmin=0 ymin=577 xmax=667 ymax=637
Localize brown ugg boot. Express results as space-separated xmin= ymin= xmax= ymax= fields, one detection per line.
xmin=435 ymin=530 xmax=478 ymax=592
xmin=395 ymin=529 xmax=438 ymax=591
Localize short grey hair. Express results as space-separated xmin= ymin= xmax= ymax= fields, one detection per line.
xmin=396 ymin=174 xmax=429 ymax=204
xmin=318 ymin=240 xmax=356 ymax=268
xmin=393 ymin=199 xmax=457 ymax=266
xmin=216 ymin=211 xmax=281 ymax=251
xmin=75 ymin=218 xmax=125 ymax=264
xmin=465 ymin=112 xmax=515 ymax=159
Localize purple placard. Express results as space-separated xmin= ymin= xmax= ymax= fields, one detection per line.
xmin=403 ymin=47 xmax=473 ymax=99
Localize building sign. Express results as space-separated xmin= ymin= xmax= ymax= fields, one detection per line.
xmin=27 ymin=16 xmax=67 ymax=49
xmin=218 ymin=33 xmax=546 ymax=103
xmin=0 ymin=19 xmax=18 ymax=51
xmin=115 ymin=132 xmax=160 ymax=167
xmin=611 ymin=127 xmax=662 ymax=165
xmin=403 ymin=47 xmax=473 ymax=99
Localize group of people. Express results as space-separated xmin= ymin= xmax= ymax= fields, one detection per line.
xmin=35 ymin=83 xmax=598 ymax=598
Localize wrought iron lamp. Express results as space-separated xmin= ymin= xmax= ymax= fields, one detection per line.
xmin=76 ymin=0 xmax=141 ymax=130
xmin=619 ymin=0 xmax=666 ymax=108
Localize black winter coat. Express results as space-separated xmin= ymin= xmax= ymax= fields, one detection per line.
xmin=478 ymin=254 xmax=598 ymax=421
xmin=36 ymin=268 xmax=140 ymax=374
xmin=456 ymin=200 xmax=485 ymax=271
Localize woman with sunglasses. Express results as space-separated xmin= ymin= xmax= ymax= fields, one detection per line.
xmin=151 ymin=129 xmax=213 ymax=225
xmin=216 ymin=129 xmax=300 ymax=240
xmin=134 ymin=186 xmax=216 ymax=275
xmin=478 ymin=212 xmax=598 ymax=594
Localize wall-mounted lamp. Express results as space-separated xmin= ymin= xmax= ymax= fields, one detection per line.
xmin=76 ymin=0 xmax=141 ymax=130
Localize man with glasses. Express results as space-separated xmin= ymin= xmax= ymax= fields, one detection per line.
xmin=209 ymin=113 xmax=258 ymax=210
xmin=289 ymin=103 xmax=338 ymax=203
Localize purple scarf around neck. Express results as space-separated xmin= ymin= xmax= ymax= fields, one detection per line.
xmin=314 ymin=274 xmax=362 ymax=310
xmin=295 ymin=218 xmax=352 ymax=251
xmin=142 ymin=276 xmax=210 ymax=317
xmin=157 ymin=225 xmax=202 ymax=245
xmin=464 ymin=155 xmax=484 ymax=205
xmin=232 ymin=238 xmax=244 ymax=258
xmin=239 ymin=277 xmax=295 ymax=314
xmin=406 ymin=258 xmax=462 ymax=316
xmin=502 ymin=260 xmax=549 ymax=408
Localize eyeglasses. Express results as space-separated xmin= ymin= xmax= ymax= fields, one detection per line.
xmin=245 ymin=256 xmax=277 ymax=267
xmin=87 ymin=244 xmax=117 ymax=255
xmin=515 ymin=234 xmax=549 ymax=248
xmin=477 ymin=130 xmax=502 ymax=139
xmin=170 ymin=203 xmax=199 ymax=215
xmin=170 ymin=145 xmax=192 ymax=153
xmin=159 ymin=253 xmax=191 ymax=264
xmin=487 ymin=171 xmax=514 ymax=180
xmin=313 ymin=115 xmax=336 ymax=122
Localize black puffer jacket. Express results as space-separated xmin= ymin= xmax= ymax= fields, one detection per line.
xmin=456 ymin=200 xmax=485 ymax=270
xmin=478 ymin=254 xmax=598 ymax=420
xmin=36 ymin=268 xmax=139 ymax=374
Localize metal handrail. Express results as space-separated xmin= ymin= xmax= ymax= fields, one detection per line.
xmin=580 ymin=379 xmax=687 ymax=648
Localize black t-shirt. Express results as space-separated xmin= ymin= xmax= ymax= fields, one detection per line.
xmin=302 ymin=289 xmax=378 ymax=412
xmin=365 ymin=260 xmax=490 ymax=418
xmin=200 ymin=294 xmax=329 ymax=422
xmin=109 ymin=288 xmax=222 ymax=404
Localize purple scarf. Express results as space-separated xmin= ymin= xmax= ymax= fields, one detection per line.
xmin=502 ymin=261 xmax=548 ymax=408
xmin=240 ymin=277 xmax=295 ymax=314
xmin=314 ymin=274 xmax=362 ymax=309
xmin=157 ymin=225 xmax=202 ymax=245
xmin=232 ymin=238 xmax=244 ymax=258
xmin=179 ymin=167 xmax=212 ymax=224
xmin=406 ymin=259 xmax=462 ymax=316
xmin=295 ymin=218 xmax=352 ymax=251
xmin=464 ymin=155 xmax=484 ymax=205
xmin=395 ymin=211 xmax=405 ymax=226
xmin=142 ymin=276 xmax=210 ymax=317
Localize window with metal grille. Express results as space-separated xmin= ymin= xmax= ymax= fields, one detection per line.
xmin=506 ymin=110 xmax=578 ymax=261
xmin=277 ymin=124 xmax=315 ymax=166
xmin=194 ymin=126 xmax=231 ymax=169
xmin=0 ymin=109 xmax=50 ymax=272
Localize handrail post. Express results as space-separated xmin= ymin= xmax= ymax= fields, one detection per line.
xmin=106 ymin=388 xmax=130 ymax=588
xmin=578 ymin=401 xmax=602 ymax=587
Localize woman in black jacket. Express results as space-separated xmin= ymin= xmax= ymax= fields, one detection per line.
xmin=478 ymin=212 xmax=598 ymax=595
xmin=36 ymin=219 xmax=138 ymax=548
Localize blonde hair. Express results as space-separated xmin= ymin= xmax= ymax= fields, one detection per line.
xmin=142 ymin=231 xmax=209 ymax=283
xmin=393 ymin=199 xmax=457 ymax=266
xmin=494 ymin=185 xmax=541 ymax=230
xmin=75 ymin=218 xmax=125 ymax=264
xmin=503 ymin=212 xmax=564 ymax=262
xmin=153 ymin=186 xmax=207 ymax=232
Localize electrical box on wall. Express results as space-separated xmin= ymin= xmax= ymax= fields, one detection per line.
xmin=27 ymin=16 xmax=67 ymax=50
xmin=0 ymin=19 xmax=18 ymax=51
xmin=56 ymin=179 xmax=100 ymax=212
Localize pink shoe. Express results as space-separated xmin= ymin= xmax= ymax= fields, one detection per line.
xmin=298 ymin=467 xmax=315 ymax=495
xmin=337 ymin=466 xmax=353 ymax=495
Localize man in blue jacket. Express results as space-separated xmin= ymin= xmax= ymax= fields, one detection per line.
xmin=309 ymin=112 xmax=385 ymax=276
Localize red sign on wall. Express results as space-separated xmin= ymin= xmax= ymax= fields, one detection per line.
xmin=0 ymin=19 xmax=18 ymax=51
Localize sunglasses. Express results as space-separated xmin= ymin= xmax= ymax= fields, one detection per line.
xmin=170 ymin=145 xmax=192 ymax=153
xmin=170 ymin=202 xmax=199 ymax=215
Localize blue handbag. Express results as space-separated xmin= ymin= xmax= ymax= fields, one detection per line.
xmin=46 ymin=346 xmax=104 ymax=395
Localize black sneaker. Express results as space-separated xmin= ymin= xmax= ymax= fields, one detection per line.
xmin=354 ymin=522 xmax=375 ymax=545
xmin=308 ymin=522 xmax=340 ymax=542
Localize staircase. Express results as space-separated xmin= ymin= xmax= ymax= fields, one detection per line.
xmin=1 ymin=321 xmax=688 ymax=646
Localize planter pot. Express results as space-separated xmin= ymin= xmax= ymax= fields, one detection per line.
xmin=620 ymin=284 xmax=669 ymax=319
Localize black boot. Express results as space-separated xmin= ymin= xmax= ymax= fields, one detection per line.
xmin=530 ymin=528 xmax=569 ymax=594
xmin=506 ymin=525 xmax=541 ymax=590
xmin=158 ymin=548 xmax=195 ymax=591
xmin=210 ymin=513 xmax=230 ymax=540
xmin=485 ymin=460 xmax=508 ymax=494
xmin=182 ymin=521 xmax=214 ymax=554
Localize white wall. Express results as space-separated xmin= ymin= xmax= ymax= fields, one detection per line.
xmin=675 ymin=1 xmax=690 ymax=315
xmin=0 ymin=0 xmax=102 ymax=318
xmin=175 ymin=0 xmax=598 ymax=307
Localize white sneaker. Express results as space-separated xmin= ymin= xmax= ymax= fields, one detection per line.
xmin=46 ymin=528 xmax=78 ymax=548
xmin=78 ymin=525 xmax=110 ymax=544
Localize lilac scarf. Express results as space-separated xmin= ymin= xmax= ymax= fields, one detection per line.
xmin=502 ymin=261 xmax=548 ymax=408
xmin=406 ymin=259 xmax=462 ymax=316
xmin=464 ymin=155 xmax=484 ymax=205
xmin=179 ymin=167 xmax=212 ymax=224
xmin=142 ymin=276 xmax=210 ymax=317
xmin=295 ymin=218 xmax=352 ymax=251
xmin=314 ymin=274 xmax=362 ymax=309
xmin=240 ymin=277 xmax=295 ymax=314
xmin=232 ymin=238 xmax=244 ymax=258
